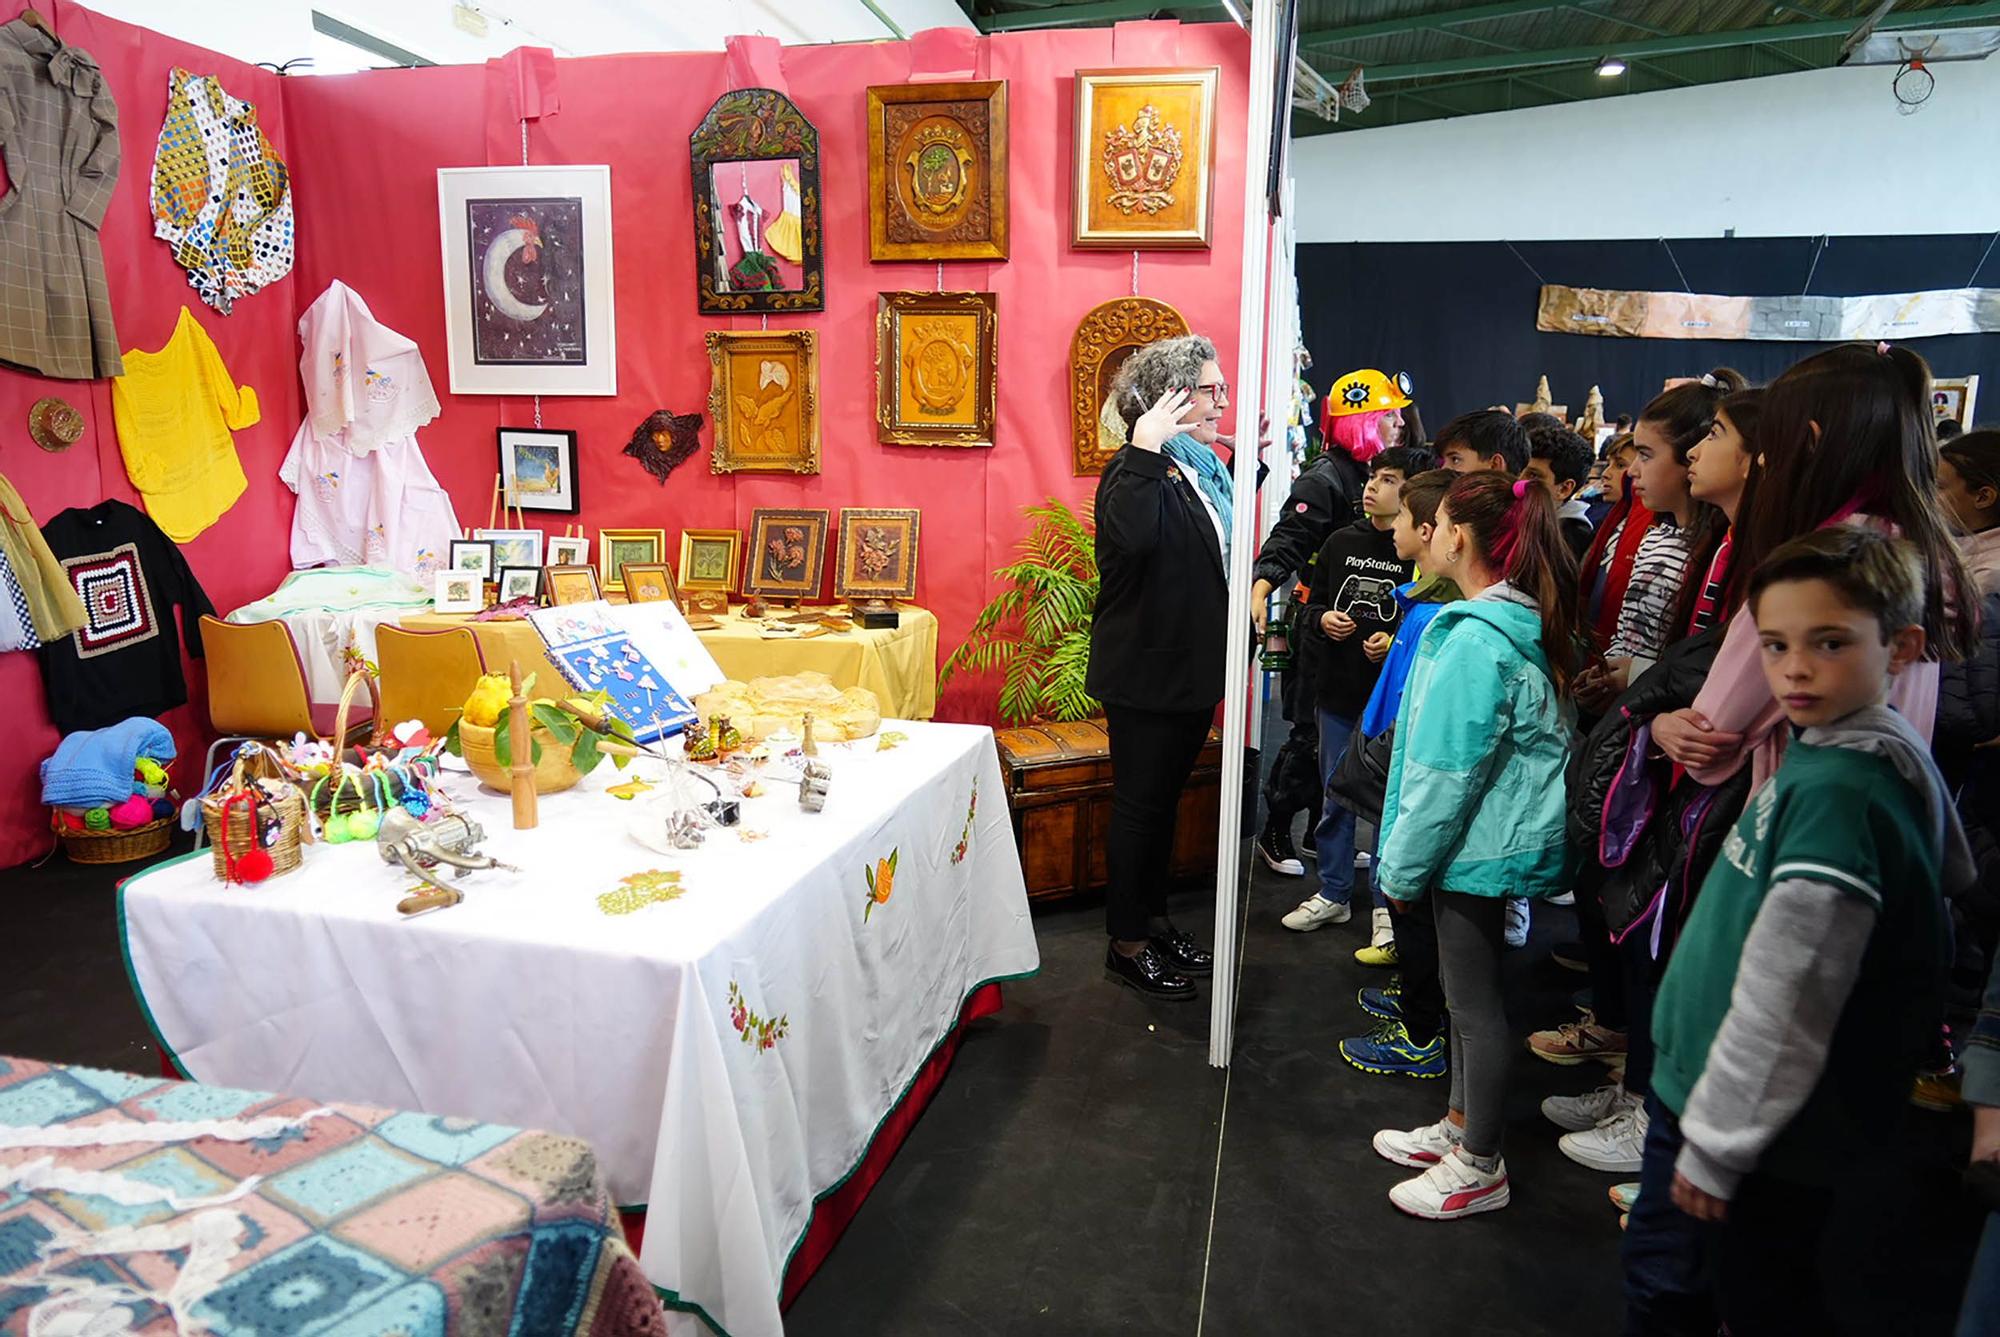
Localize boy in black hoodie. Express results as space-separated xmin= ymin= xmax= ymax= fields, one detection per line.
xmin=1280 ymin=446 xmax=1428 ymax=931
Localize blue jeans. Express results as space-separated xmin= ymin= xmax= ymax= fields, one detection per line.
xmin=1314 ymin=709 xmax=1358 ymax=904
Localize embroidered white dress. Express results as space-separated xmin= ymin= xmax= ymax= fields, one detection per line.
xmin=279 ymin=281 xmax=458 ymax=577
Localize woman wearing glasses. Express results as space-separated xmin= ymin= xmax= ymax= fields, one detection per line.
xmin=1087 ymin=333 xmax=1239 ymax=999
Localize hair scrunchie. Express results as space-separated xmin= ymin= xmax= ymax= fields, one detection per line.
xmin=1511 ymin=477 xmax=1534 ymax=500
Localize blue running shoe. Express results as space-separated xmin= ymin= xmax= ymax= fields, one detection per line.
xmin=1340 ymin=1019 xmax=1447 ymax=1079
xmin=1357 ymin=984 xmax=1402 ymax=1020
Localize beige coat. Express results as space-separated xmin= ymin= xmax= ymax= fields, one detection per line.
xmin=0 ymin=20 xmax=121 ymax=379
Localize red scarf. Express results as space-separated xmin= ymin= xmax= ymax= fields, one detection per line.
xmin=1580 ymin=494 xmax=1655 ymax=657
xmin=1687 ymin=532 xmax=1734 ymax=636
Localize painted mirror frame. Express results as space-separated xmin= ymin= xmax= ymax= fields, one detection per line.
xmin=691 ymin=88 xmax=825 ymax=314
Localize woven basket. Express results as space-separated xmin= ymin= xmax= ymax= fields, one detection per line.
xmin=202 ymin=746 xmax=311 ymax=882
xmin=53 ymin=817 xmax=173 ymax=865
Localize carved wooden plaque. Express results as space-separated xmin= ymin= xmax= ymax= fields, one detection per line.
xmin=866 ymin=81 xmax=1008 ymax=262
xmin=706 ymin=329 xmax=820 ymax=475
xmin=876 ymin=290 xmax=998 ymax=448
xmin=1069 ymin=297 xmax=1189 ymax=475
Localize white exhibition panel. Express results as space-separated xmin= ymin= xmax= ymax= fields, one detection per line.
xmin=121 ymin=721 xmax=1038 ymax=1337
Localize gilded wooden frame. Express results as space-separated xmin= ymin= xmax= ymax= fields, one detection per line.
xmin=620 ymin=563 xmax=679 ymax=609
xmin=677 ymin=529 xmax=743 ymax=593
xmin=706 ymin=330 xmax=820 ymax=475
xmin=866 ymin=81 xmax=1008 ymax=261
xmin=598 ymin=528 xmax=666 ymax=595
xmin=875 ymin=291 xmax=998 ymax=448
xmin=690 ymin=88 xmax=824 ymax=314
xmin=543 ymin=564 xmax=601 ymax=606
xmin=834 ymin=508 xmax=921 ymax=603
xmin=1071 ymin=68 xmax=1219 ymax=250
xmin=1069 ymin=296 xmax=1189 ymax=475
xmin=743 ymin=508 xmax=831 ymax=601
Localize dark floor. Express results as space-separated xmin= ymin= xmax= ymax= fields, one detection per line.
xmin=2 ymin=804 xmax=1985 ymax=1335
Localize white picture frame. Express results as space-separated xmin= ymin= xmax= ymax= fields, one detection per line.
xmin=547 ymin=535 xmax=589 ymax=567
xmin=437 ymin=165 xmax=617 ymax=396
xmin=475 ymin=528 xmax=544 ymax=571
xmin=434 ymin=570 xmax=483 ymax=614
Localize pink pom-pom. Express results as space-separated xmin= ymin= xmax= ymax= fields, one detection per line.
xmin=1512 ymin=478 xmax=1534 ymax=500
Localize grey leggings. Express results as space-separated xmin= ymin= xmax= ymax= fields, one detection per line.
xmin=1436 ymin=890 xmax=1510 ymax=1160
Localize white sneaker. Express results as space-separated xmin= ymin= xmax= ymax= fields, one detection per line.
xmin=1504 ymin=897 xmax=1531 ymax=949
xmin=1281 ymin=895 xmax=1352 ymax=932
xmin=1354 ymin=850 xmax=1373 ymax=869
xmin=1388 ymin=1148 xmax=1511 ymax=1220
xmin=1558 ymin=1100 xmax=1649 ymax=1173
xmin=1549 ymin=890 xmax=1576 ymax=907
xmin=1369 ymin=906 xmax=1394 ymax=950
xmin=1371 ymin=1119 xmax=1460 ymax=1169
xmin=1540 ymin=1080 xmax=1635 ymax=1133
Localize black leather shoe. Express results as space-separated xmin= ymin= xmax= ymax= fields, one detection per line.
xmin=1104 ymin=944 xmax=1198 ymax=1000
xmin=1148 ymin=927 xmax=1213 ymax=977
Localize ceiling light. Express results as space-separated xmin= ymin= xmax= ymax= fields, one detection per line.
xmin=1596 ymin=56 xmax=1628 ymax=76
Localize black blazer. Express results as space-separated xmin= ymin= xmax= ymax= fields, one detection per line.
xmin=1086 ymin=444 xmax=1230 ymax=714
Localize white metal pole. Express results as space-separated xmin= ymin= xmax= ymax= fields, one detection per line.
xmin=1209 ymin=0 xmax=1282 ymax=1068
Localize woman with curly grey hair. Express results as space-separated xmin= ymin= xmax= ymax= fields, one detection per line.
xmin=1086 ymin=332 xmax=1235 ymax=999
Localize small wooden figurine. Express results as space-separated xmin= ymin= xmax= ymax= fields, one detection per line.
xmin=507 ymin=659 xmax=537 ymax=830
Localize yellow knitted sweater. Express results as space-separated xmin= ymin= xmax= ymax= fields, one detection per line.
xmin=112 ymin=307 xmax=259 ymax=542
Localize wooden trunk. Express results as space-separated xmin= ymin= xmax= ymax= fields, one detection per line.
xmin=994 ymin=720 xmax=1223 ymax=904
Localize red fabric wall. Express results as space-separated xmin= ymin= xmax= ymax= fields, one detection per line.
xmin=0 ymin=11 xmax=1250 ymax=867
xmin=0 ymin=2 xmax=301 ymax=867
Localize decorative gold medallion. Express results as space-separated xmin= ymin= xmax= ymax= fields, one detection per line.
xmin=902 ymin=319 xmax=976 ymax=416
xmin=1100 ymin=105 xmax=1184 ymax=216
xmin=903 ymin=120 xmax=975 ymax=223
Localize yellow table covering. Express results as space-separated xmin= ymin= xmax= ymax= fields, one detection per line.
xmin=399 ymin=603 xmax=939 ymax=720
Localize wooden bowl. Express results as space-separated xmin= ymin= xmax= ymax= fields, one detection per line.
xmin=457 ymin=721 xmax=583 ymax=794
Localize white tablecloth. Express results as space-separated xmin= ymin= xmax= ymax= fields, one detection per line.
xmin=120 ymin=722 xmax=1038 ymax=1337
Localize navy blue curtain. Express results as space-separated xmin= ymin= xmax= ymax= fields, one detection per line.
xmin=1295 ymin=234 xmax=2000 ymax=436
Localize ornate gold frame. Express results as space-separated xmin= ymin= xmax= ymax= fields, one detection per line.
xmin=706 ymin=330 xmax=820 ymax=475
xmin=1069 ymin=296 xmax=1190 ymax=475
xmin=866 ymin=81 xmax=1008 ymax=262
xmin=677 ymin=529 xmax=743 ymax=593
xmin=1072 ymin=68 xmax=1219 ymax=250
xmin=875 ymin=291 xmax=998 ymax=448
xmin=598 ymin=528 xmax=666 ymax=595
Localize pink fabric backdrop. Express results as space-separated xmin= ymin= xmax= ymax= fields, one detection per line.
xmin=0 ymin=8 xmax=1250 ymax=866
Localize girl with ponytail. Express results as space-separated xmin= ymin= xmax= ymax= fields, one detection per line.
xmin=1368 ymin=473 xmax=1579 ymax=1221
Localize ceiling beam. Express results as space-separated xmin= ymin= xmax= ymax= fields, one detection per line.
xmin=977 ymin=0 xmax=1217 ymax=31
xmin=1353 ymin=0 xmax=2000 ymax=82
xmin=1301 ymin=0 xmax=1620 ymax=49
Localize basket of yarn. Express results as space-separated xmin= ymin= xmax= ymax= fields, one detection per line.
xmin=51 ymin=800 xmax=175 ymax=864
xmin=201 ymin=745 xmax=309 ymax=883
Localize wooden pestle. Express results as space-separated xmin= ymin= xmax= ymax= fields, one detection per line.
xmin=508 ymin=659 xmax=538 ymax=830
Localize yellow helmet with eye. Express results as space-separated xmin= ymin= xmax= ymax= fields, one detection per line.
xmin=1328 ymin=369 xmax=1413 ymax=417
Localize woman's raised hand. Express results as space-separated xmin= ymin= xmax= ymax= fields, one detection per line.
xmin=1132 ymin=387 xmax=1194 ymax=453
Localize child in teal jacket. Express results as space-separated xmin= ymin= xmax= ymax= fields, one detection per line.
xmin=1370 ymin=472 xmax=1580 ymax=1223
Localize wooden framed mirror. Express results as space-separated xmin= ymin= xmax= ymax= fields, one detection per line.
xmin=690 ymin=89 xmax=825 ymax=314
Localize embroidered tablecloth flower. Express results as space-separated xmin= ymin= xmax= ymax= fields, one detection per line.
xmin=863 ymin=848 xmax=899 ymax=922
xmin=951 ymin=781 xmax=978 ymax=865
xmin=726 ymin=980 xmax=789 ymax=1051
xmin=596 ymin=869 xmax=683 ymax=916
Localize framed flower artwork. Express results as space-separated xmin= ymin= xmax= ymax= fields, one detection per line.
xmin=875 ymin=291 xmax=997 ymax=448
xmin=498 ymin=427 xmax=579 ymax=513
xmin=690 ymin=88 xmax=823 ymax=314
xmin=865 ymin=81 xmax=1007 ymax=261
xmin=599 ymin=527 xmax=666 ymax=595
xmin=1071 ymin=68 xmax=1219 ymax=250
xmin=835 ymin=508 xmax=920 ymax=603
xmin=743 ymin=509 xmax=829 ymax=601
xmin=678 ymin=529 xmax=743 ymax=592
xmin=621 ymin=563 xmax=679 ymax=608
xmin=544 ymin=564 xmax=601 ymax=606
xmin=437 ymin=164 xmax=617 ymax=395
xmin=706 ymin=330 xmax=819 ymax=474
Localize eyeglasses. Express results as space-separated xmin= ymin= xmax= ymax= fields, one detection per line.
xmin=1190 ymin=381 xmax=1230 ymax=405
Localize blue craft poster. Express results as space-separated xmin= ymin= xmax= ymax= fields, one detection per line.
xmin=550 ymin=634 xmax=696 ymax=743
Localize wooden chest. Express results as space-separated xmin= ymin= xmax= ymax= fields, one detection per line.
xmin=994 ymin=720 xmax=1223 ymax=903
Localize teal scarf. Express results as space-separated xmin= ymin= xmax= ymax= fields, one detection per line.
xmin=1161 ymin=432 xmax=1234 ymax=562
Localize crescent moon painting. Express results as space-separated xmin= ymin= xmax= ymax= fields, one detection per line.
xmin=465 ymin=196 xmax=587 ymax=367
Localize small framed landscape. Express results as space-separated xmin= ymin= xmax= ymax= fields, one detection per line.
xmin=544 ymin=564 xmax=601 ymax=606
xmin=599 ymin=527 xmax=666 ymax=595
xmin=437 ymin=164 xmax=617 ymax=395
xmin=448 ymin=539 xmax=495 ymax=579
xmin=743 ymin=508 xmax=829 ymax=602
xmin=835 ymin=508 xmax=920 ymax=603
xmin=435 ymin=570 xmax=483 ymax=614
xmin=498 ymin=427 xmax=579 ymax=513
xmin=497 ymin=567 xmax=542 ymax=604
xmin=475 ymin=529 xmax=543 ymax=571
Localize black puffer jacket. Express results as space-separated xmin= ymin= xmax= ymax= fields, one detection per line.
xmin=1937 ymin=590 xmax=2000 ymax=1009
xmin=1566 ymin=627 xmax=1752 ymax=940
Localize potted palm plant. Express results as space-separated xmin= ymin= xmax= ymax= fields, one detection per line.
xmin=940 ymin=498 xmax=1099 ymax=724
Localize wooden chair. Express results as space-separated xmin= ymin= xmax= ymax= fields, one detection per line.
xmin=198 ymin=617 xmax=375 ymax=841
xmin=375 ymin=624 xmax=487 ymax=738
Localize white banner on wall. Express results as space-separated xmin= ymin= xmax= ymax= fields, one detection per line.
xmin=1538 ymin=283 xmax=2000 ymax=342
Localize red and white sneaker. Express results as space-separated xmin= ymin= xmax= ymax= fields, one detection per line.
xmin=1388 ymin=1148 xmax=1512 ymax=1220
xmin=1370 ymin=1120 xmax=1459 ymax=1169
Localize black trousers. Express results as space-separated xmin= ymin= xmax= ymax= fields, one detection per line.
xmin=1390 ymin=895 xmax=1447 ymax=1048
xmin=1104 ymin=702 xmax=1214 ymax=942
xmin=1261 ymin=715 xmax=1321 ymax=827
xmin=1575 ymin=859 xmax=1630 ymax=1031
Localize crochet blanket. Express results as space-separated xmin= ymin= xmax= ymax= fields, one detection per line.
xmin=38 ymin=717 xmax=175 ymax=808
xmin=0 ymin=1055 xmax=664 ymax=1335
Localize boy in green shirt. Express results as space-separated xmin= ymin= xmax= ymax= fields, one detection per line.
xmin=1622 ymin=526 xmax=1972 ymax=1335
